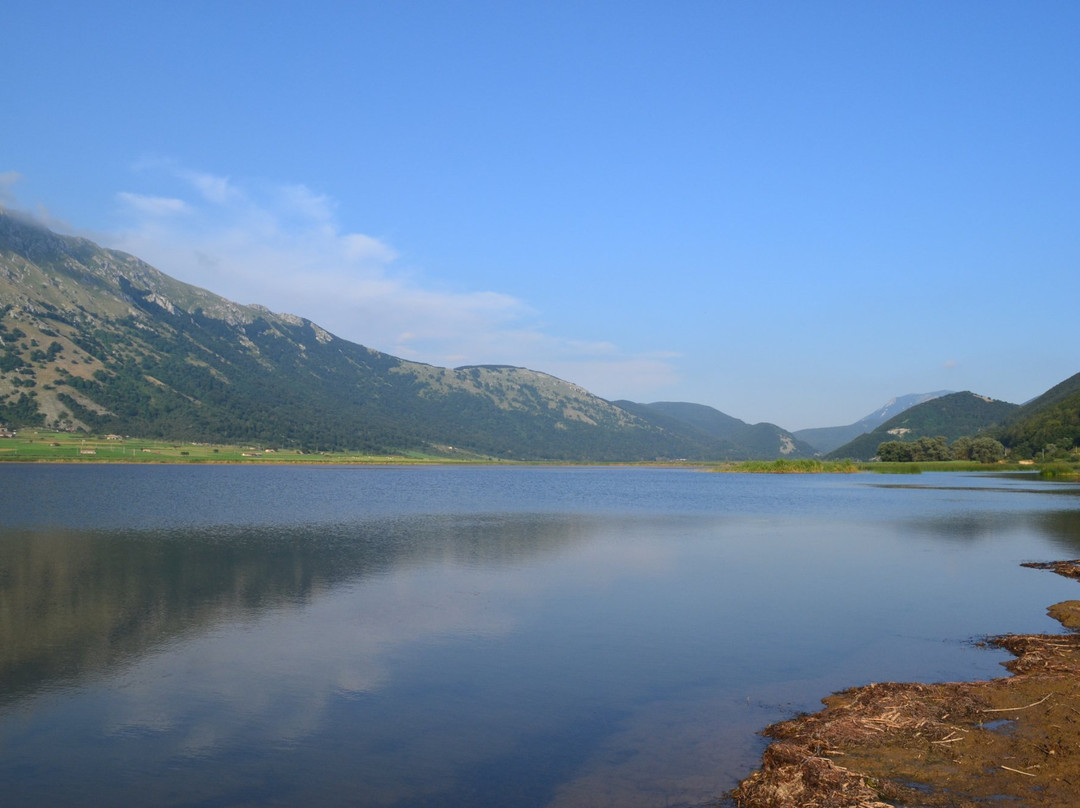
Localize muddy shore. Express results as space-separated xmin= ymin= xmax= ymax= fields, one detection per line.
xmin=730 ymin=560 xmax=1080 ymax=808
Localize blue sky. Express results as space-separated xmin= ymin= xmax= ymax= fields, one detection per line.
xmin=4 ymin=2 xmax=1078 ymax=430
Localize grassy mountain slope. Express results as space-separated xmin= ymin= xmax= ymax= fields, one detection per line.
xmin=993 ymin=371 xmax=1080 ymax=457
xmin=826 ymin=392 xmax=1018 ymax=460
xmin=611 ymin=401 xmax=738 ymax=458
xmin=0 ymin=209 xmax=713 ymax=460
xmin=638 ymin=401 xmax=747 ymax=437
xmin=794 ymin=391 xmax=952 ymax=454
xmin=617 ymin=400 xmax=816 ymax=460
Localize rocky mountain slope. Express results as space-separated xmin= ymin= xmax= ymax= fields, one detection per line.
xmin=6 ymin=208 xmax=1072 ymax=462
xmin=0 ymin=209 xmax=723 ymax=460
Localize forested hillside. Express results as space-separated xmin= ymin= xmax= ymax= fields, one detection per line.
xmin=794 ymin=391 xmax=952 ymax=454
xmin=615 ymin=401 xmax=815 ymax=460
xmin=993 ymin=372 xmax=1080 ymax=458
xmin=826 ymin=392 xmax=1018 ymax=460
xmin=6 ymin=209 xmax=1072 ymax=463
xmin=0 ymin=209 xmax=731 ymax=460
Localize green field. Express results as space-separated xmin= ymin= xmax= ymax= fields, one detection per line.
xmin=867 ymin=460 xmax=1034 ymax=473
xmin=1 ymin=430 xmax=1074 ymax=474
xmin=713 ymin=458 xmax=1048 ymax=474
xmin=0 ymin=430 xmax=481 ymax=464
xmin=712 ymin=458 xmax=863 ymax=473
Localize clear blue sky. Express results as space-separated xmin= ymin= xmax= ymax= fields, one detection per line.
xmin=4 ymin=1 xmax=1078 ymax=430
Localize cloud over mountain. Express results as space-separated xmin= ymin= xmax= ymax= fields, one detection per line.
xmin=107 ymin=162 xmax=679 ymax=401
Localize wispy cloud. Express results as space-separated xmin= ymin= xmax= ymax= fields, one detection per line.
xmin=116 ymin=192 xmax=191 ymax=217
xmin=108 ymin=163 xmax=679 ymax=400
xmin=183 ymin=170 xmax=239 ymax=206
xmin=1 ymin=172 xmax=81 ymax=234
xmin=0 ymin=171 xmax=22 ymax=206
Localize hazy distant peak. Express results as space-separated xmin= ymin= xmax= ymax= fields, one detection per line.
xmin=857 ymin=390 xmax=953 ymax=429
xmin=793 ymin=390 xmax=955 ymax=454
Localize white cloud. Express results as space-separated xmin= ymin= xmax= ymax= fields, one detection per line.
xmin=343 ymin=232 xmax=398 ymax=263
xmin=275 ymin=182 xmax=335 ymax=222
xmin=0 ymin=176 xmax=80 ymax=235
xmin=117 ymin=192 xmax=190 ymax=217
xmin=0 ymin=171 xmax=22 ymax=206
xmin=108 ymin=163 xmax=681 ymax=399
xmin=183 ymin=170 xmax=240 ymax=206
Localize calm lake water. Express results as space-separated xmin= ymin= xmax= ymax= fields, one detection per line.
xmin=3 ymin=465 xmax=1080 ymax=807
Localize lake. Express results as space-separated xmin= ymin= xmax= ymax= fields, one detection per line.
xmin=2 ymin=465 xmax=1080 ymax=807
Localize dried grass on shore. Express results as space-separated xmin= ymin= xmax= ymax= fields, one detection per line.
xmin=730 ymin=562 xmax=1080 ymax=808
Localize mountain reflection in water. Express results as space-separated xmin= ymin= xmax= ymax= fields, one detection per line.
xmin=0 ymin=513 xmax=585 ymax=706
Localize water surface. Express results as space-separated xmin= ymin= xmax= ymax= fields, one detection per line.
xmin=2 ymin=466 xmax=1079 ymax=807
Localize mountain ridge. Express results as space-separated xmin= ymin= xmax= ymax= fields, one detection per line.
xmin=992 ymin=371 xmax=1080 ymax=458
xmin=623 ymin=400 xmax=816 ymax=460
xmin=825 ymin=391 xmax=1019 ymax=460
xmin=794 ymin=391 xmax=953 ymax=454
xmin=0 ymin=209 xmax=729 ymax=460
xmin=2 ymin=208 xmax=1076 ymax=461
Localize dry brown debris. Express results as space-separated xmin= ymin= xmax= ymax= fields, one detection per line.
xmin=730 ymin=561 xmax=1080 ymax=808
xmin=730 ymin=741 xmax=893 ymax=808
xmin=1021 ymin=559 xmax=1080 ymax=581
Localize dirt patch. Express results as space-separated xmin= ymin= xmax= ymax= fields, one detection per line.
xmin=730 ymin=562 xmax=1080 ymax=808
xmin=1046 ymin=601 xmax=1080 ymax=630
xmin=1022 ymin=559 xmax=1080 ymax=581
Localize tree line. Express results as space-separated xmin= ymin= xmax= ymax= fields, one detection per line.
xmin=876 ymin=435 xmax=1005 ymax=463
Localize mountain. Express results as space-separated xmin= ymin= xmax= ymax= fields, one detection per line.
xmin=825 ymin=391 xmax=1019 ymax=460
xmin=794 ymin=391 xmax=952 ymax=454
xmin=616 ymin=400 xmax=816 ymax=460
xmin=2 ymin=209 xmax=748 ymax=461
xmin=993 ymin=371 xmax=1080 ymax=458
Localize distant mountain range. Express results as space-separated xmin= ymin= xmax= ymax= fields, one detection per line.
xmin=825 ymin=392 xmax=1019 ymax=460
xmin=793 ymin=391 xmax=953 ymax=454
xmin=0 ymin=208 xmax=1075 ymax=461
xmin=616 ymin=401 xmax=817 ymax=460
xmin=0 ymin=209 xmax=808 ymax=460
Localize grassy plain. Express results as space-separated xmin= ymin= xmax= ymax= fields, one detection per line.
xmin=711 ymin=458 xmax=1043 ymax=474
xmin=868 ymin=459 xmax=1030 ymax=473
xmin=713 ymin=458 xmax=863 ymax=473
xmin=0 ymin=430 xmax=477 ymax=464
xmin=1 ymin=430 xmax=1075 ymax=474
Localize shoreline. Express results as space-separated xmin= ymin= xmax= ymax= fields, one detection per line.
xmin=731 ymin=560 xmax=1080 ymax=807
